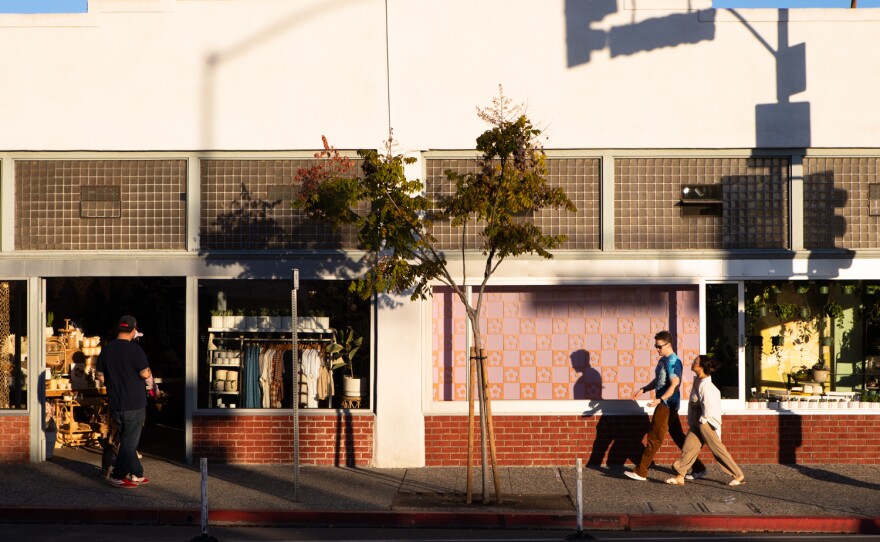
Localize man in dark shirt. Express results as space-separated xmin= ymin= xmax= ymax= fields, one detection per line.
xmin=96 ymin=315 xmax=156 ymax=489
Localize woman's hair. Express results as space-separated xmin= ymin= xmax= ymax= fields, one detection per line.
xmin=697 ymin=355 xmax=720 ymax=375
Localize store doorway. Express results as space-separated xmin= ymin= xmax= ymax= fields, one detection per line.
xmin=45 ymin=277 xmax=186 ymax=462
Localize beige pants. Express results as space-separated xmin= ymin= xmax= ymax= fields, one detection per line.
xmin=673 ymin=422 xmax=744 ymax=480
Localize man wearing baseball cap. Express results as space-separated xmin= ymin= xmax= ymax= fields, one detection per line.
xmin=96 ymin=315 xmax=156 ymax=488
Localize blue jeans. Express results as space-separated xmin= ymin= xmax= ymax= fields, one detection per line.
xmin=111 ymin=408 xmax=145 ymax=480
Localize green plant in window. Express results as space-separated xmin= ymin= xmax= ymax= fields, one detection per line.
xmin=823 ymin=300 xmax=845 ymax=330
xmin=325 ymin=326 xmax=363 ymax=378
xmin=773 ymin=302 xmax=800 ymax=322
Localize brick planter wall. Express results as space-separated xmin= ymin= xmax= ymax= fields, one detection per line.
xmin=425 ymin=414 xmax=880 ymax=466
xmin=192 ymin=413 xmax=373 ymax=465
xmin=0 ymin=416 xmax=30 ymax=463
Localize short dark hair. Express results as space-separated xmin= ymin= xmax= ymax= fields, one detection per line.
xmin=697 ymin=355 xmax=720 ymax=375
xmin=654 ymin=330 xmax=672 ymax=345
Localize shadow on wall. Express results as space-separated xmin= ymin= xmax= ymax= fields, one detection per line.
xmin=564 ymin=0 xmax=715 ymax=67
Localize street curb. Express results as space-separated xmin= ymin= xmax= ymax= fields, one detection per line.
xmin=0 ymin=508 xmax=878 ymax=534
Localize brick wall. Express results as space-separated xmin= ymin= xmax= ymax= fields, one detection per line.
xmin=192 ymin=413 xmax=373 ymax=465
xmin=425 ymin=414 xmax=880 ymax=466
xmin=0 ymin=416 xmax=30 ymax=463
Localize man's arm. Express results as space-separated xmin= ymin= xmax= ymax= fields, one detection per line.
xmin=648 ymin=374 xmax=680 ymax=407
xmin=140 ymin=367 xmax=158 ymax=395
xmin=633 ymin=378 xmax=657 ymax=398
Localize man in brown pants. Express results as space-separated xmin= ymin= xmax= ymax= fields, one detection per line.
xmin=625 ymin=330 xmax=706 ymax=481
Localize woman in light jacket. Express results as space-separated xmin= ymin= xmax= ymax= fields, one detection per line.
xmin=665 ymin=355 xmax=745 ymax=486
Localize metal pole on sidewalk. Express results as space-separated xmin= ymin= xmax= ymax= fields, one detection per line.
xmin=190 ymin=457 xmax=219 ymax=542
xmin=291 ymin=268 xmax=300 ymax=502
xmin=576 ymin=457 xmax=583 ymax=537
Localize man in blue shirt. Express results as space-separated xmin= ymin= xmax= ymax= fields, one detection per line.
xmin=625 ymin=330 xmax=706 ymax=481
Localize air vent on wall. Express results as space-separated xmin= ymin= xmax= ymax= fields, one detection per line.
xmin=679 ymin=184 xmax=722 ymax=217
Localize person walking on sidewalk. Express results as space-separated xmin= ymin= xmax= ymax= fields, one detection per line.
xmin=625 ymin=330 xmax=705 ymax=481
xmin=96 ymin=315 xmax=156 ymax=489
xmin=665 ymin=355 xmax=745 ymax=486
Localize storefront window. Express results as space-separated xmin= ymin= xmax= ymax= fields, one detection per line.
xmin=0 ymin=281 xmax=27 ymax=410
xmin=198 ymin=279 xmax=370 ymax=410
xmin=746 ymin=281 xmax=879 ymax=399
xmin=432 ymin=285 xmax=701 ymax=402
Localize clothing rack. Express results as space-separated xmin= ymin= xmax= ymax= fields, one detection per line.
xmin=236 ymin=337 xmax=331 ymax=343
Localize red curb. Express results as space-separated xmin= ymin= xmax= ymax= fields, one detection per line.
xmin=0 ymin=507 xmax=877 ymax=534
xmin=627 ymin=514 xmax=880 ymax=534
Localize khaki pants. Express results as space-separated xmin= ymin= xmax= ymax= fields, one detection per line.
xmin=673 ymin=422 xmax=743 ymax=480
xmin=634 ymin=402 xmax=705 ymax=477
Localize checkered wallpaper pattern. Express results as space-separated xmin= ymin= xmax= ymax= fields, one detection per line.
xmin=432 ymin=285 xmax=700 ymax=401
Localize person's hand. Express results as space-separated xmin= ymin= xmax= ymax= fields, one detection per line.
xmin=647 ymin=398 xmax=660 ymax=407
xmin=633 ymin=387 xmax=643 ymax=398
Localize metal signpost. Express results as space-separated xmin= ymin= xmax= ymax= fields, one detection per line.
xmin=291 ymin=268 xmax=299 ymax=501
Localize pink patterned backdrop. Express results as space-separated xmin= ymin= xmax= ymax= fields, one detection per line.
xmin=432 ymin=285 xmax=700 ymax=401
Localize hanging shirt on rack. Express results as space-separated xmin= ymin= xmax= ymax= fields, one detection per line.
xmin=316 ymin=355 xmax=334 ymax=401
xmin=259 ymin=347 xmax=274 ymax=408
xmin=301 ymin=348 xmax=320 ymax=408
xmin=242 ymin=345 xmax=262 ymax=408
xmin=270 ymin=346 xmax=288 ymax=408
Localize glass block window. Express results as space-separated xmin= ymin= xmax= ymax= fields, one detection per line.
xmin=425 ymin=158 xmax=600 ymax=251
xmin=200 ymin=159 xmax=362 ymax=250
xmin=15 ymin=160 xmax=186 ymax=250
xmin=615 ymin=157 xmax=789 ymax=250
xmin=804 ymin=157 xmax=880 ymax=249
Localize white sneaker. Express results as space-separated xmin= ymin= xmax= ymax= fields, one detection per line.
xmin=624 ymin=470 xmax=647 ymax=481
xmin=685 ymin=470 xmax=708 ymax=481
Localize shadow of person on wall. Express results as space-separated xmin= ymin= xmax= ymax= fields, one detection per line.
xmin=572 ymin=349 xmax=650 ymax=467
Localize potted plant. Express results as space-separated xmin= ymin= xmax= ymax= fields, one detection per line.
xmin=796 ymin=283 xmax=810 ymax=295
xmin=811 ymin=360 xmax=830 ymax=384
xmin=823 ymin=300 xmax=845 ymax=329
xmin=279 ymin=312 xmax=292 ymax=331
xmin=257 ymin=307 xmax=274 ymax=330
xmin=774 ymin=302 xmax=800 ymax=322
xmin=210 ymin=309 xmax=224 ymax=329
xmin=326 ymin=326 xmax=365 ymax=397
xmin=222 ymin=309 xmax=236 ymax=330
xmin=791 ymin=365 xmax=810 ymax=382
xmin=45 ymin=311 xmax=55 ymax=337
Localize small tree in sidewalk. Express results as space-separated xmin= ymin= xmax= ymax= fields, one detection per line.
xmin=294 ymin=87 xmax=576 ymax=504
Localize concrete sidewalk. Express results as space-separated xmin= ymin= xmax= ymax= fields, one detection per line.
xmin=1 ymin=446 xmax=879 ymax=534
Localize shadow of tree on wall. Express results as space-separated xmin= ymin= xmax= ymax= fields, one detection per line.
xmin=207 ymin=183 xmax=285 ymax=249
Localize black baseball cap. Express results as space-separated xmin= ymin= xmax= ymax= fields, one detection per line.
xmin=118 ymin=315 xmax=137 ymax=332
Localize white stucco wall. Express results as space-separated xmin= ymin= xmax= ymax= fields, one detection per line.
xmin=373 ymin=291 xmax=425 ymax=467
xmin=0 ymin=0 xmax=878 ymax=151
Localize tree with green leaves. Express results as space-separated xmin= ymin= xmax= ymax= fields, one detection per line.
xmin=295 ymin=87 xmax=576 ymax=503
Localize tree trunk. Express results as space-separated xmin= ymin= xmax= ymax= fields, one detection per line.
xmin=476 ymin=350 xmax=490 ymax=502
xmin=466 ymin=347 xmax=477 ymax=503
xmin=480 ymin=348 xmax=502 ymax=503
